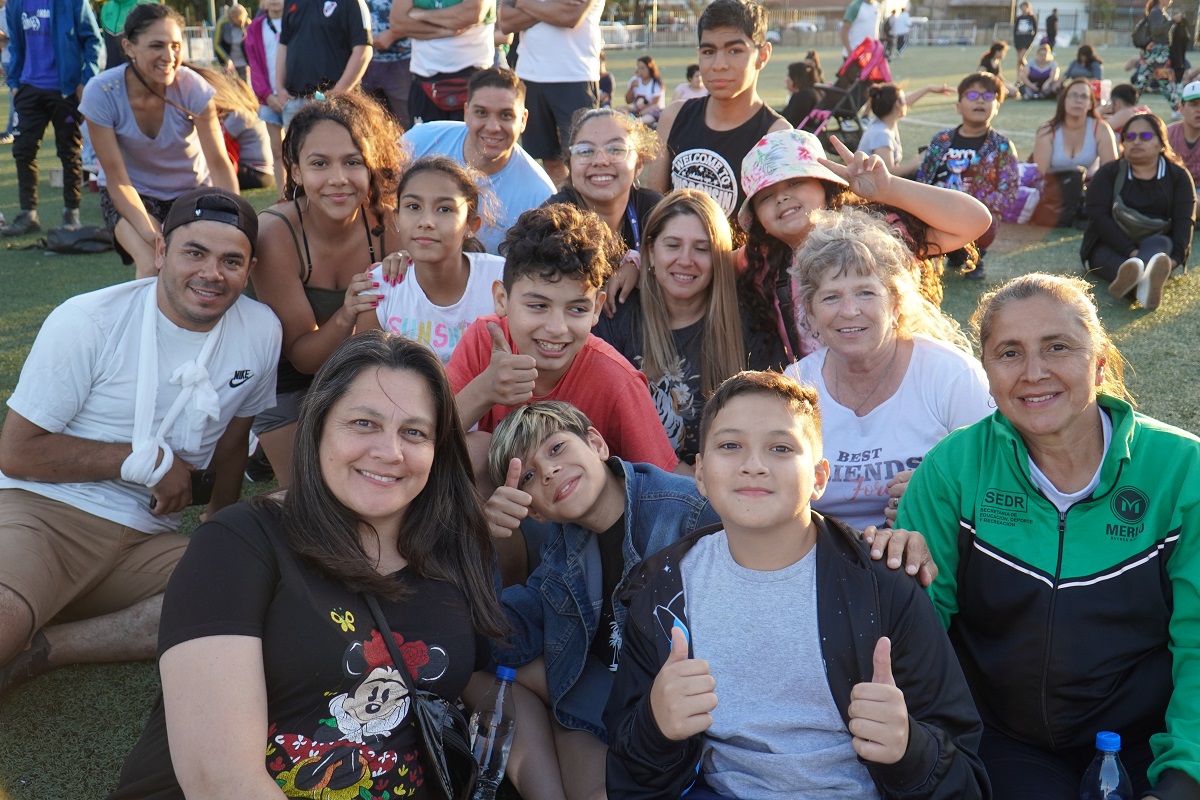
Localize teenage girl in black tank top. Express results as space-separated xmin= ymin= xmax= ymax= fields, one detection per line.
xmin=249 ymin=92 xmax=406 ymax=487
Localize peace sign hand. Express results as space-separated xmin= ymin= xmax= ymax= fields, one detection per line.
xmin=818 ymin=135 xmax=893 ymax=203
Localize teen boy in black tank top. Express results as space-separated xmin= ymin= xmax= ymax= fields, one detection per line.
xmin=647 ymin=0 xmax=790 ymax=222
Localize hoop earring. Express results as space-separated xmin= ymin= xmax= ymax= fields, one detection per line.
xmin=292 ymin=185 xmax=310 ymax=213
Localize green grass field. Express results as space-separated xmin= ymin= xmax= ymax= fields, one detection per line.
xmin=0 ymin=40 xmax=1197 ymax=798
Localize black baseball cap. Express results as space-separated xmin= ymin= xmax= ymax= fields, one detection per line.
xmin=162 ymin=187 xmax=259 ymax=256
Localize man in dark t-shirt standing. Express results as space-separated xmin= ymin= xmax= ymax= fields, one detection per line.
xmin=647 ymin=0 xmax=790 ymax=225
xmin=275 ymin=0 xmax=372 ymax=128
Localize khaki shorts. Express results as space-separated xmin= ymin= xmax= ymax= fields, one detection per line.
xmin=0 ymin=489 xmax=189 ymax=631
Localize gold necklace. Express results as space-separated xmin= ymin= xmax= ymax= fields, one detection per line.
xmin=834 ymin=339 xmax=899 ymax=416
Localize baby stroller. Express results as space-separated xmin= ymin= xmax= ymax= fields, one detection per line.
xmin=799 ymin=38 xmax=891 ymax=153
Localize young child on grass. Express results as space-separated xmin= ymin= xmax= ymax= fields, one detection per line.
xmin=916 ymin=72 xmax=1019 ymax=281
xmin=484 ymin=397 xmax=942 ymax=800
xmin=604 ymin=371 xmax=988 ymax=800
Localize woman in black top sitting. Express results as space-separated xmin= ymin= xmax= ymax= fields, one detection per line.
xmin=1082 ymin=112 xmax=1195 ymax=311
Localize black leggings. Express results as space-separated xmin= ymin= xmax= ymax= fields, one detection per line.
xmin=980 ymin=726 xmax=1155 ymax=799
xmin=1084 ymin=232 xmax=1173 ymax=282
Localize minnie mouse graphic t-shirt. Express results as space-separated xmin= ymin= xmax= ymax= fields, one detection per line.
xmin=108 ymin=502 xmax=486 ymax=800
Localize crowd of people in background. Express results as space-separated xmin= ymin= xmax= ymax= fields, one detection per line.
xmin=0 ymin=0 xmax=1199 ymax=797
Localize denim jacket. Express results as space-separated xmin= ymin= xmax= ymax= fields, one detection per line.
xmin=494 ymin=458 xmax=717 ymax=739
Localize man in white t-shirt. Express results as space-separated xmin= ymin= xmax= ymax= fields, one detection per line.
xmin=499 ymin=0 xmax=602 ymax=183
xmin=403 ymin=67 xmax=555 ymax=252
xmin=0 ymin=187 xmax=281 ymax=695
xmin=840 ymin=0 xmax=879 ymax=57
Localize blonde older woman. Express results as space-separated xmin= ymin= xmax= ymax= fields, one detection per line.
xmin=783 ymin=207 xmax=993 ymax=530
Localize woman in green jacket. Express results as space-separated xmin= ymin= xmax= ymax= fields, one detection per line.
xmin=898 ymin=273 xmax=1200 ymax=800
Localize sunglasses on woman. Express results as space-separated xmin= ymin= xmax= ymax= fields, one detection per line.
xmin=1123 ymin=131 xmax=1157 ymax=141
xmin=963 ymin=91 xmax=997 ymax=101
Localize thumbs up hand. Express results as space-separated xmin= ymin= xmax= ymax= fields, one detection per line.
xmin=483 ymin=322 xmax=538 ymax=407
xmin=848 ymin=637 xmax=909 ymax=764
xmin=485 ymin=457 xmax=533 ymax=539
xmin=649 ymin=625 xmax=717 ymax=741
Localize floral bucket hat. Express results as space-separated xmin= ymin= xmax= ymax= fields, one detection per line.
xmin=738 ymin=129 xmax=848 ymax=230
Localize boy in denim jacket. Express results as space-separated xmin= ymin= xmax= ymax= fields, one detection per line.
xmin=484 ymin=399 xmax=938 ymax=799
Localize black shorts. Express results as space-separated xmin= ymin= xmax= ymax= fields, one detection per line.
xmin=98 ymin=187 xmax=177 ymax=265
xmin=520 ymin=80 xmax=599 ymax=160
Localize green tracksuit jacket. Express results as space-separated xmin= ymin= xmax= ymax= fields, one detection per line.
xmin=898 ymin=395 xmax=1200 ymax=799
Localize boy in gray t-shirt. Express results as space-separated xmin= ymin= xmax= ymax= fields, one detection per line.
xmin=605 ymin=371 xmax=988 ymax=800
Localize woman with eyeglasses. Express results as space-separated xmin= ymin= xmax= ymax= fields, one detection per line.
xmin=1032 ymin=77 xmax=1118 ymax=179
xmin=856 ymin=81 xmax=954 ymax=177
xmin=544 ymin=108 xmax=663 ymax=316
xmin=1081 ymin=112 xmax=1194 ymax=311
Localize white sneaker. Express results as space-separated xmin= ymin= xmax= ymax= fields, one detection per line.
xmin=1108 ymin=257 xmax=1143 ymax=299
xmin=1136 ymin=253 xmax=1172 ymax=310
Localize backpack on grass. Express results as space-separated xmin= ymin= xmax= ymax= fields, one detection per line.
xmin=6 ymin=226 xmax=114 ymax=255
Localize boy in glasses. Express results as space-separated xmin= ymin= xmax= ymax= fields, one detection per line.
xmin=916 ymin=72 xmax=1018 ymax=280
xmin=646 ymin=0 xmax=791 ymax=222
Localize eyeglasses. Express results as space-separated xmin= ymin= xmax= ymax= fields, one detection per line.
xmin=963 ymin=91 xmax=997 ymax=101
xmin=568 ymin=143 xmax=633 ymax=161
xmin=1123 ymin=130 xmax=1157 ymax=141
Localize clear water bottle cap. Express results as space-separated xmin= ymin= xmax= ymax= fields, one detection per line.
xmin=1096 ymin=731 xmax=1122 ymax=751
xmin=496 ymin=666 xmax=517 ymax=681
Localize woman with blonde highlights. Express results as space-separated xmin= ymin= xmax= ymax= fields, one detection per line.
xmin=784 ymin=207 xmax=992 ymax=530
xmin=594 ymin=190 xmax=749 ymax=468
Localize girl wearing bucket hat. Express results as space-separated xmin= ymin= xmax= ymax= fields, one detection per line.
xmin=738 ymin=129 xmax=992 ymax=361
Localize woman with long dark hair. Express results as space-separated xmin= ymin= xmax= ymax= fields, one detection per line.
xmin=251 ymin=91 xmax=406 ymax=487
xmin=107 ymin=332 xmax=511 ymax=797
xmin=1032 ymin=76 xmax=1118 ymax=178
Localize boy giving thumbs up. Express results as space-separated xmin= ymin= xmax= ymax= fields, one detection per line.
xmin=605 ymin=372 xmax=990 ymax=800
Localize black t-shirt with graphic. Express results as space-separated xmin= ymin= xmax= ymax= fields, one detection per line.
xmin=929 ymin=127 xmax=989 ymax=190
xmin=109 ymin=502 xmax=486 ymax=800
xmin=589 ymin=513 xmax=627 ymax=671
xmin=594 ymin=292 xmax=706 ymax=463
xmin=667 ymin=95 xmax=784 ymax=221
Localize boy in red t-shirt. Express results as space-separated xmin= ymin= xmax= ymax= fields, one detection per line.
xmin=447 ymin=203 xmax=677 ymax=477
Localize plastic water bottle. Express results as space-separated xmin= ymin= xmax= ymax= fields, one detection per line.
xmin=1080 ymin=731 xmax=1133 ymax=800
xmin=470 ymin=666 xmax=517 ymax=800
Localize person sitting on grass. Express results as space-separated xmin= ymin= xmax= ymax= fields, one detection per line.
xmin=0 ymin=187 xmax=280 ymax=697
xmin=856 ymin=81 xmax=955 ymax=177
xmin=671 ymin=63 xmax=707 ymax=104
xmin=916 ymin=71 xmax=1019 ymax=281
xmin=485 ymin=399 xmax=943 ymax=800
xmin=604 ymin=370 xmax=989 ymax=800
xmin=1101 ymin=83 xmax=1154 ymax=137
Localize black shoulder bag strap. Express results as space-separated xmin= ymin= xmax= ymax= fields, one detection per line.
xmin=362 ymin=594 xmax=477 ymax=800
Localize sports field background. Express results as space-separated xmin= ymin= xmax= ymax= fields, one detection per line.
xmin=0 ymin=39 xmax=1196 ymax=798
